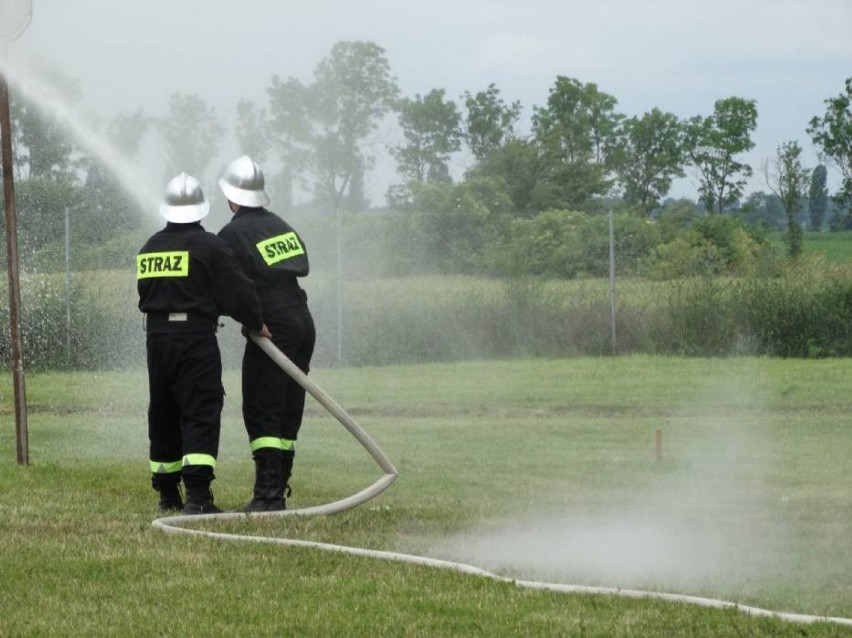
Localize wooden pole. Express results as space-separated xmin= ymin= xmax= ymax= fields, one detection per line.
xmin=0 ymin=46 xmax=29 ymax=465
xmin=654 ymin=429 xmax=662 ymax=463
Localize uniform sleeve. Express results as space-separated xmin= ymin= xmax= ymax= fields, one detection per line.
xmin=210 ymin=240 xmax=264 ymax=330
xmin=218 ymin=225 xmax=256 ymax=280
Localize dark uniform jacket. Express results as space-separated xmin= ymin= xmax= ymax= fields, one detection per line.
xmin=137 ymin=222 xmax=264 ymax=332
xmin=217 ymin=207 xmax=309 ymax=315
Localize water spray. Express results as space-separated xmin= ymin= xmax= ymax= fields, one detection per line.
xmin=152 ymin=338 xmax=852 ymax=629
xmin=0 ymin=58 xmax=160 ymax=214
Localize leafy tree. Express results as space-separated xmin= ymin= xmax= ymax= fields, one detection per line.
xmin=530 ymin=158 xmax=608 ymax=212
xmin=234 ymin=99 xmax=296 ymax=207
xmin=533 ymin=76 xmax=620 ymax=164
xmin=346 ymin=158 xmax=368 ymax=211
xmin=531 ymin=76 xmax=622 ymax=208
xmin=828 ymin=207 xmax=852 ymax=230
xmin=106 ymin=108 xmax=151 ymax=159
xmin=404 ymin=177 xmax=513 ymax=273
xmin=263 ymin=77 xmax=312 ymax=211
xmin=234 ymin=99 xmax=270 ymax=163
xmin=156 ymin=92 xmax=223 ymax=180
xmin=656 ymin=198 xmax=700 ymax=240
xmin=266 ymin=40 xmax=399 ymax=210
xmin=683 ymin=97 xmax=757 ymax=214
xmin=462 ymin=83 xmax=521 ymax=162
xmin=808 ymin=164 xmax=828 ymax=230
xmin=738 ymin=191 xmax=784 ymax=229
xmin=612 ymin=108 xmax=685 ymax=213
xmin=808 ymin=78 xmax=852 ymax=228
xmin=763 ymin=141 xmax=809 ymax=257
xmin=390 ymin=88 xmax=462 ymax=186
xmin=807 ymin=78 xmax=852 ymax=202
xmin=466 ymin=137 xmax=544 ymax=217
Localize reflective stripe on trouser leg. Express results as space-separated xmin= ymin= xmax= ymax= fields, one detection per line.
xmin=150 ymin=459 xmax=183 ymax=492
xmin=182 ymin=454 xmax=216 ymax=500
xmin=250 ymin=437 xmax=295 ymax=453
xmin=150 ymin=459 xmax=183 ymax=474
xmin=182 ymin=453 xmax=217 ymax=468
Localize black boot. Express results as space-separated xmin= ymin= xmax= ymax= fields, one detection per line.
xmin=183 ymin=488 xmax=222 ymax=515
xmin=157 ymin=483 xmax=184 ymax=513
xmin=152 ymin=473 xmax=184 ymax=513
xmin=182 ymin=473 xmax=222 ymax=515
xmin=240 ymin=449 xmax=285 ymax=512
xmin=281 ymin=448 xmax=295 ymax=508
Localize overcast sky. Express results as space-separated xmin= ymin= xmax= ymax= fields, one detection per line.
xmin=7 ymin=0 xmax=852 ymax=204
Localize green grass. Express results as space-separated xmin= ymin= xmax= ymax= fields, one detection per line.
xmin=803 ymin=230 xmax=852 ymax=262
xmin=770 ymin=229 xmax=852 ymax=262
xmin=1 ymin=357 xmax=851 ymax=636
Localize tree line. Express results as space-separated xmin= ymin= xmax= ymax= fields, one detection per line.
xmin=3 ymin=42 xmax=852 ymax=277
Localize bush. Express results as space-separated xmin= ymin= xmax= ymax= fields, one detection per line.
xmin=643 ymin=215 xmax=766 ymax=278
xmin=494 ymin=210 xmax=661 ymax=279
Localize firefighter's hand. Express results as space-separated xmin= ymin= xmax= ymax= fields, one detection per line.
xmin=241 ymin=324 xmax=272 ymax=339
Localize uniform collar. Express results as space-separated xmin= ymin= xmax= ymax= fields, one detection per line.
xmin=235 ymin=206 xmax=265 ymax=216
xmin=165 ymin=221 xmax=204 ymax=230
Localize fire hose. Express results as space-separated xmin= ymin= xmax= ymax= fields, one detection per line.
xmin=152 ymin=336 xmax=852 ymax=629
xmin=153 ymin=333 xmax=398 ymax=523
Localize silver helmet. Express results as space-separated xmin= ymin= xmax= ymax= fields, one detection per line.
xmin=218 ymin=155 xmax=270 ymax=207
xmin=158 ymin=172 xmax=210 ymax=223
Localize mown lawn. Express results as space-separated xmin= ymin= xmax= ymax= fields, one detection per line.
xmin=0 ymin=356 xmax=850 ymax=636
xmin=770 ymin=229 xmax=852 ymax=262
xmin=803 ymin=230 xmax=852 ymax=262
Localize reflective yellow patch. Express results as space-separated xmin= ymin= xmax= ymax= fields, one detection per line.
xmin=137 ymin=251 xmax=190 ymax=279
xmin=256 ymin=232 xmax=304 ymax=266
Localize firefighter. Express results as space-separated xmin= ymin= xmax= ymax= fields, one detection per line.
xmin=217 ymin=156 xmax=316 ymax=512
xmin=138 ymin=172 xmax=270 ymax=515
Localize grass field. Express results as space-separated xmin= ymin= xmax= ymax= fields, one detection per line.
xmin=1 ymin=356 xmax=851 ymax=636
xmin=770 ymin=229 xmax=852 ymax=262
xmin=803 ymin=230 xmax=852 ymax=262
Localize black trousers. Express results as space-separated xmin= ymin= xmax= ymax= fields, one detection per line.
xmin=242 ymin=304 xmax=315 ymax=449
xmin=146 ymin=330 xmax=224 ymax=486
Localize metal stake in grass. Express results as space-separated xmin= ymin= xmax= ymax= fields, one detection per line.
xmin=654 ymin=428 xmax=663 ymax=463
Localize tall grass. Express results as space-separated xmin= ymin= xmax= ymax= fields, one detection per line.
xmin=0 ymin=256 xmax=849 ymax=369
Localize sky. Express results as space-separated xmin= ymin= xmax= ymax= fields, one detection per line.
xmin=6 ymin=0 xmax=852 ymax=205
